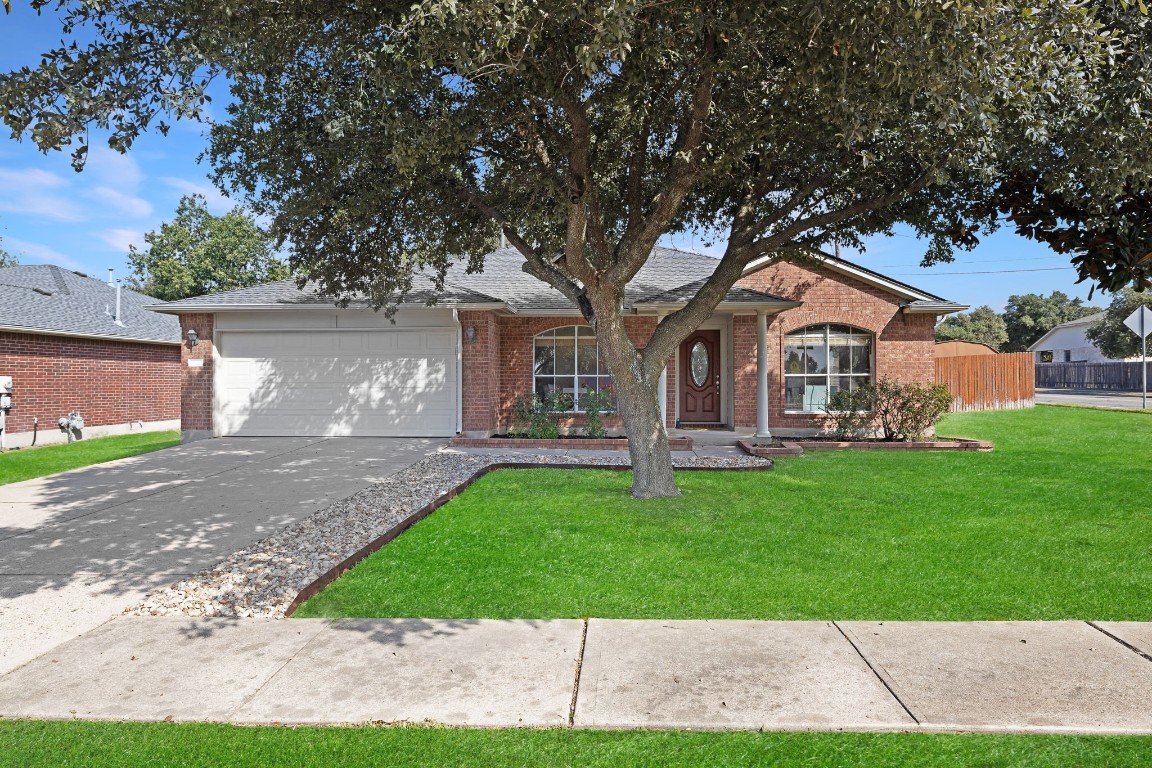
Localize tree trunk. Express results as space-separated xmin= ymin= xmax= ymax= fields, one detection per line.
xmin=615 ymin=370 xmax=680 ymax=499
xmin=590 ymin=305 xmax=681 ymax=499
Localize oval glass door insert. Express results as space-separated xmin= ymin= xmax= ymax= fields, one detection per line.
xmin=690 ymin=341 xmax=709 ymax=387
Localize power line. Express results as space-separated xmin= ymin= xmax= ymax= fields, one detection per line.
xmin=871 ymin=253 xmax=1067 ymax=268
xmin=887 ymin=266 xmax=1076 ymax=276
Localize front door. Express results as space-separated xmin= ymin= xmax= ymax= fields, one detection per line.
xmin=679 ymin=329 xmax=721 ymax=423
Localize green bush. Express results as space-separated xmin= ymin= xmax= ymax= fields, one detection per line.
xmin=509 ymin=390 xmax=572 ymax=439
xmin=870 ymin=377 xmax=953 ymax=441
xmin=581 ymin=385 xmax=617 ymax=439
xmin=824 ymin=379 xmax=952 ymax=441
xmin=824 ymin=387 xmax=877 ymax=440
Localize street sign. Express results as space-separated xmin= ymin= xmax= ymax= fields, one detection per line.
xmin=1123 ymin=305 xmax=1152 ymax=338
xmin=1123 ymin=305 xmax=1152 ymax=409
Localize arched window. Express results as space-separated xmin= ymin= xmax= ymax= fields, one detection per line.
xmin=533 ymin=326 xmax=612 ymax=412
xmin=784 ymin=324 xmax=873 ymax=412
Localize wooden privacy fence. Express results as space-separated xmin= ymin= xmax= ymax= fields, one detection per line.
xmin=1035 ymin=361 xmax=1152 ymax=390
xmin=935 ymin=352 xmax=1035 ymax=412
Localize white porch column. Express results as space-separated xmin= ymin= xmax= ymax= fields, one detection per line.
xmin=657 ymin=312 xmax=668 ymax=435
xmin=756 ymin=311 xmax=771 ymax=440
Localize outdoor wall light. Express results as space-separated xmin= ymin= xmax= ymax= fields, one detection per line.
xmin=465 ymin=325 xmax=476 ymax=344
xmin=187 ymin=328 xmax=199 ymax=347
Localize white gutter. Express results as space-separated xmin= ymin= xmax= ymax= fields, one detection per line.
xmin=0 ymin=324 xmax=180 ymax=346
xmin=146 ymin=302 xmax=509 ymax=314
xmin=901 ymin=302 xmax=969 ymax=314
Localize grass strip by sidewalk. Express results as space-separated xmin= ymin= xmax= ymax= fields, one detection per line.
xmin=3 ymin=721 xmax=1151 ymax=768
xmin=0 ymin=431 xmax=180 ymax=486
xmin=296 ymin=407 xmax=1152 ymax=621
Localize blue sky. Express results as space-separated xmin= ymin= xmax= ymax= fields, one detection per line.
xmin=0 ymin=4 xmax=1103 ymax=312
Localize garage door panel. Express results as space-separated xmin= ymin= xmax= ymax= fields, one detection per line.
xmin=216 ymin=329 xmax=457 ymax=437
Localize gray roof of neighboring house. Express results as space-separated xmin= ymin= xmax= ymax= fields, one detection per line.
xmin=148 ymin=245 xmax=963 ymax=315
xmin=0 ymin=265 xmax=179 ymax=344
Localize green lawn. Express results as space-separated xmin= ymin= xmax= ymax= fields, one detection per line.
xmin=297 ymin=406 xmax=1152 ymax=621
xmin=3 ymin=721 xmax=1151 ymax=768
xmin=0 ymin=431 xmax=180 ymax=486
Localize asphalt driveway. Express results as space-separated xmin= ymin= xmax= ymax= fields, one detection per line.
xmin=0 ymin=437 xmax=443 ymax=675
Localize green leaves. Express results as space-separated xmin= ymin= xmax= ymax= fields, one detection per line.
xmin=127 ymin=194 xmax=289 ymax=301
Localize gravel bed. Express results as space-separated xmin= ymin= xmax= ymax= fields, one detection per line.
xmin=128 ymin=450 xmax=771 ymax=618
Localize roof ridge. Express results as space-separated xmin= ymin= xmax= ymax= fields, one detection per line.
xmin=49 ymin=265 xmax=72 ymax=296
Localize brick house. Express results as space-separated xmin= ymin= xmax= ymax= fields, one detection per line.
xmin=0 ymin=265 xmax=181 ymax=448
xmin=151 ymin=247 xmax=965 ymax=442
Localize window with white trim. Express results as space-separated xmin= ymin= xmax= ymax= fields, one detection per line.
xmin=783 ymin=324 xmax=873 ymax=412
xmin=533 ymin=326 xmax=613 ymax=411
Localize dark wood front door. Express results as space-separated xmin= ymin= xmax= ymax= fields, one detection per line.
xmin=679 ymin=329 xmax=721 ymax=423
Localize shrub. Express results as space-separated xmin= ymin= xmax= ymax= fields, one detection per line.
xmin=870 ymin=377 xmax=953 ymax=441
xmin=509 ymin=390 xmax=572 ymax=439
xmin=823 ymin=379 xmax=953 ymax=441
xmin=824 ymin=387 xmax=877 ymax=440
xmin=581 ymin=385 xmax=617 ymax=439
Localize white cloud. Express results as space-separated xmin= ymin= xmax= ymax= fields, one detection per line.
xmin=161 ymin=177 xmax=234 ymax=214
xmin=0 ymin=168 xmax=86 ymax=222
xmin=84 ymin=144 xmax=145 ymax=192
xmin=85 ymin=186 xmax=153 ymax=218
xmin=96 ymin=228 xmax=145 ymax=253
xmin=0 ymin=168 xmax=67 ymax=189
xmin=4 ymin=238 xmax=86 ymax=271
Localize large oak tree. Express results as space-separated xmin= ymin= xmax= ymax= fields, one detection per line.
xmin=4 ymin=1 xmax=1151 ymax=496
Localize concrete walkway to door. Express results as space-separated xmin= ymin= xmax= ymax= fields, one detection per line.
xmin=0 ymin=437 xmax=443 ymax=676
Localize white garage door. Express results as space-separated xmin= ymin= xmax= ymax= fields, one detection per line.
xmin=215 ymin=329 xmax=458 ymax=437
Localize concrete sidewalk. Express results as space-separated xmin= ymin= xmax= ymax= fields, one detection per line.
xmin=2 ymin=616 xmax=1151 ymax=734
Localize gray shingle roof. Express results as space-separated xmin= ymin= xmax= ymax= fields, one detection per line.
xmin=635 ymin=278 xmax=798 ymax=306
xmin=154 ymin=274 xmax=504 ymax=310
xmin=147 ymin=245 xmax=962 ymax=315
xmin=0 ymin=265 xmax=179 ymax=344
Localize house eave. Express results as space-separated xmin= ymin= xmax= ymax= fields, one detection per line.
xmin=633 ymin=300 xmax=803 ymax=314
xmin=901 ymin=303 xmax=969 ymax=315
xmin=148 ymin=301 xmax=509 ymax=314
xmin=0 ymin=323 xmax=180 ymax=346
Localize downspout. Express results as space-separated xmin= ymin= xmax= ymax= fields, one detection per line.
xmin=114 ymin=280 xmax=124 ymax=326
xmin=452 ymin=309 xmax=463 ymax=435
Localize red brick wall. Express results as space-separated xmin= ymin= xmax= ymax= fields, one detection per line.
xmin=733 ymin=261 xmax=938 ymax=429
xmin=0 ymin=331 xmax=180 ymax=435
xmin=459 ymin=310 xmax=501 ymax=434
xmin=458 ymin=314 xmax=667 ymax=434
xmin=179 ymin=314 xmax=214 ymax=432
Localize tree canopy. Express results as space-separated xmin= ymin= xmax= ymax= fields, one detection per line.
xmin=4 ymin=0 xmax=1152 ymax=495
xmin=0 ymin=234 xmax=17 ymax=268
xmin=1002 ymin=291 xmax=1099 ymax=352
xmin=126 ymin=194 xmax=288 ymax=301
xmin=1085 ymin=289 xmax=1152 ymax=359
xmin=934 ymin=306 xmax=1008 ymax=351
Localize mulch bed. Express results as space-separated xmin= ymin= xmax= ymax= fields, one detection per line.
xmin=739 ymin=437 xmax=993 ymax=457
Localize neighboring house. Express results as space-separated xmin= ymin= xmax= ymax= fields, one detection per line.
xmin=0 ymin=265 xmax=181 ymax=448
xmin=1028 ymin=313 xmax=1130 ymax=364
xmin=151 ymin=247 xmax=966 ymax=442
xmin=935 ymin=340 xmax=998 ymax=358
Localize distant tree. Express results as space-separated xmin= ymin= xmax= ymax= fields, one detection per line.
xmin=1002 ymin=292 xmax=1098 ymax=352
xmin=934 ymin=306 xmax=1008 ymax=351
xmin=0 ymin=234 xmax=17 ymax=267
xmin=1085 ymin=289 xmax=1152 ymax=360
xmin=127 ymin=195 xmax=288 ymax=301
